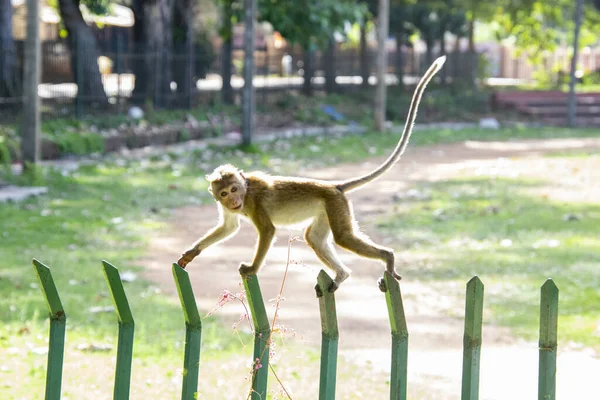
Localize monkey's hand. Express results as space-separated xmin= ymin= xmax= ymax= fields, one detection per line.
xmin=239 ymin=262 xmax=258 ymax=276
xmin=177 ymin=248 xmax=201 ymax=268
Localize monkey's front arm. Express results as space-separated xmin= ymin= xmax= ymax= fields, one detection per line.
xmin=238 ymin=209 xmax=276 ymax=276
xmin=177 ymin=210 xmax=240 ymax=268
xmin=238 ymin=224 xmax=275 ymax=276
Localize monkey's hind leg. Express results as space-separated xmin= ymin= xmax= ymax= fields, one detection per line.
xmin=325 ymin=197 xmax=401 ymax=291
xmin=305 ymin=213 xmax=351 ymax=293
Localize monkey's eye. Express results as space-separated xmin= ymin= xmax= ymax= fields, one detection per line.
xmin=220 ymin=191 xmax=228 ymax=197
xmin=231 ymin=187 xmax=238 ymax=193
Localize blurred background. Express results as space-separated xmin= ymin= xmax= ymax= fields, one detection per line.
xmin=1 ymin=1 xmax=600 ymax=399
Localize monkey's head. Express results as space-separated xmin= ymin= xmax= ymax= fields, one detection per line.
xmin=206 ymin=164 xmax=247 ymax=212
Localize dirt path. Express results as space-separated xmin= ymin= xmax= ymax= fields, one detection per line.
xmin=140 ymin=138 xmax=600 ymax=399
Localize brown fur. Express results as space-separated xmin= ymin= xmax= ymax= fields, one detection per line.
xmin=177 ymin=57 xmax=446 ymax=292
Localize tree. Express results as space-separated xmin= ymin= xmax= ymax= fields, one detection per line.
xmin=389 ymin=2 xmax=416 ymax=90
xmin=57 ymin=0 xmax=108 ymax=107
xmin=242 ymin=0 xmax=256 ymax=146
xmin=444 ymin=7 xmax=467 ymax=84
xmin=21 ymin=0 xmax=41 ymax=168
xmin=217 ymin=0 xmax=242 ymax=104
xmin=450 ymin=0 xmax=497 ymax=89
xmin=437 ymin=2 xmax=467 ymax=84
xmin=131 ymin=0 xmax=173 ymax=108
xmin=173 ymin=0 xmax=196 ymax=108
xmin=259 ymin=0 xmax=367 ymax=96
xmin=568 ymin=0 xmax=585 ymax=127
xmin=458 ymin=0 xmax=495 ymax=52
xmin=361 ymin=0 xmax=384 ymax=88
xmin=359 ymin=20 xmax=370 ymax=88
xmin=374 ymin=0 xmax=389 ymax=131
xmin=0 ymin=0 xmax=19 ymax=100
xmin=485 ymin=0 xmax=599 ymax=71
xmin=324 ymin=34 xmax=337 ymax=94
xmin=411 ymin=4 xmax=440 ymax=68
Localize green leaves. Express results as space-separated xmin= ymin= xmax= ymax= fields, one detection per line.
xmin=482 ymin=0 xmax=600 ymax=63
xmin=259 ymin=0 xmax=367 ymax=49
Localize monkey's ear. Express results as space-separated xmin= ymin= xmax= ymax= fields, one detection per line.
xmin=239 ymin=170 xmax=246 ymax=180
xmin=207 ymin=186 xmax=213 ymax=194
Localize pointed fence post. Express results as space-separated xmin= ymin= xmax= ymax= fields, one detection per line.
xmin=315 ymin=270 xmax=339 ymax=400
xmin=102 ymin=261 xmax=135 ymax=400
xmin=538 ymin=279 xmax=559 ymax=400
xmin=242 ymin=274 xmax=270 ymax=400
xmin=382 ymin=271 xmax=408 ymax=400
xmin=32 ymin=259 xmax=66 ymax=400
xmin=173 ymin=264 xmax=203 ymax=400
xmin=461 ymin=276 xmax=484 ymax=400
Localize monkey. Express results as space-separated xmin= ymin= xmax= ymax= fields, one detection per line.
xmin=177 ymin=56 xmax=446 ymax=293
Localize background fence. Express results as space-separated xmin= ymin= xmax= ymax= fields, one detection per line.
xmin=3 ymin=32 xmax=600 ymax=125
xmin=31 ymin=258 xmax=561 ymax=400
xmin=3 ymin=32 xmax=600 ymax=123
xmin=0 ymin=39 xmax=479 ymax=124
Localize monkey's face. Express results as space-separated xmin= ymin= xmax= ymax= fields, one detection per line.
xmin=213 ymin=181 xmax=246 ymax=212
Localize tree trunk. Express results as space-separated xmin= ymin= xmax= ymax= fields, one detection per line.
xmin=131 ymin=0 xmax=146 ymax=104
xmin=439 ymin=28 xmax=447 ymax=84
xmin=0 ymin=0 xmax=19 ymax=99
xmin=221 ymin=0 xmax=234 ymax=104
xmin=360 ymin=22 xmax=369 ymax=87
xmin=131 ymin=0 xmax=173 ymax=108
xmin=173 ymin=0 xmax=195 ymax=108
xmin=58 ymin=0 xmax=107 ymax=107
xmin=21 ymin=0 xmax=40 ymax=168
xmin=424 ymin=37 xmax=434 ymax=69
xmin=221 ymin=38 xmax=233 ymax=104
xmin=302 ymin=47 xmax=314 ymax=96
xmin=395 ymin=38 xmax=404 ymax=91
xmin=467 ymin=19 xmax=475 ymax=52
xmin=568 ymin=0 xmax=584 ymax=127
xmin=324 ymin=35 xmax=336 ymax=94
xmin=374 ymin=0 xmax=389 ymax=132
xmin=467 ymin=16 xmax=477 ymax=90
xmin=241 ymin=0 xmax=256 ymax=146
xmin=453 ymin=35 xmax=460 ymax=82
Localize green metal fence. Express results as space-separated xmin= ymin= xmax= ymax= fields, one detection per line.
xmin=31 ymin=258 xmax=560 ymax=400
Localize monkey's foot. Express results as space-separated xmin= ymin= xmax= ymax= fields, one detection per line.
xmin=314 ymin=284 xmax=323 ymax=298
xmin=328 ymin=281 xmax=339 ymax=293
xmin=238 ymin=262 xmax=258 ymax=276
xmin=314 ymin=281 xmax=339 ymax=297
xmin=378 ymin=278 xmax=387 ymax=292
xmin=387 ymin=269 xmax=402 ymax=281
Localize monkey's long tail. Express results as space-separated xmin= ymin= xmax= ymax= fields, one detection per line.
xmin=337 ymin=55 xmax=446 ymax=193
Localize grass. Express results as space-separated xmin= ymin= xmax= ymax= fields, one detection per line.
xmin=241 ymin=126 xmax=600 ymax=174
xmin=0 ymin=162 xmax=252 ymax=398
xmin=0 ymin=125 xmax=598 ymax=398
xmin=0 ymin=83 xmax=502 ymax=164
xmin=377 ymin=175 xmax=600 ymax=348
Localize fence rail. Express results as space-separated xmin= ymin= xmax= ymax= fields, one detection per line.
xmin=30 ymin=258 xmax=560 ymax=400
xmin=383 ymin=270 xmax=408 ymax=400
xmin=32 ymin=259 xmax=66 ymax=400
xmin=243 ymin=272 xmax=271 ymax=400
xmin=461 ymin=276 xmax=484 ymax=400
xmin=0 ymin=40 xmax=480 ymax=124
xmin=172 ymin=263 xmax=202 ymax=400
xmin=3 ymin=31 xmax=600 ymax=124
xmin=316 ymin=270 xmax=339 ymax=400
xmin=102 ymin=260 xmax=135 ymax=400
